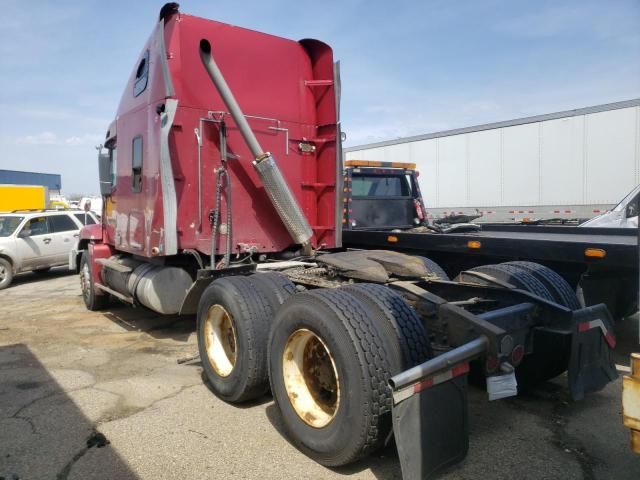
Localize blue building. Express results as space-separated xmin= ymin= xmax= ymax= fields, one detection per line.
xmin=0 ymin=169 xmax=62 ymax=193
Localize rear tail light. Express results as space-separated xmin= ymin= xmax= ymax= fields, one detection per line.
xmin=485 ymin=355 xmax=499 ymax=374
xmin=510 ymin=344 xmax=525 ymax=366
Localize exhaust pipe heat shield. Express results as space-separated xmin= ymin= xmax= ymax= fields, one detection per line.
xmin=253 ymin=154 xmax=313 ymax=246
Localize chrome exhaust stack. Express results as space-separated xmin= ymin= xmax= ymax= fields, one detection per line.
xmin=199 ymin=39 xmax=314 ymax=253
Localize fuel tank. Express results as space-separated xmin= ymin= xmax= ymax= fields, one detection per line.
xmin=101 ymin=256 xmax=192 ymax=314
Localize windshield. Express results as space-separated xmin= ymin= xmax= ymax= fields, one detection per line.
xmin=351 ymin=175 xmax=411 ymax=197
xmin=610 ymin=184 xmax=640 ymax=212
xmin=0 ymin=216 xmax=24 ymax=237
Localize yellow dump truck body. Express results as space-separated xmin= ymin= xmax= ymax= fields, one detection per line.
xmin=0 ymin=184 xmax=49 ymax=212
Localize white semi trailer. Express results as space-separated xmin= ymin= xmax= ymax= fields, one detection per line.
xmin=345 ymin=98 xmax=640 ymax=223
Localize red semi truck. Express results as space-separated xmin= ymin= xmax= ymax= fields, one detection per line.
xmin=74 ymin=4 xmax=618 ymax=479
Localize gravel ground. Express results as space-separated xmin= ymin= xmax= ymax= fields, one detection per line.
xmin=1 ymin=269 xmax=638 ymax=479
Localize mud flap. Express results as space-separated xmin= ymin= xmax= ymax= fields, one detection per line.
xmin=392 ymin=375 xmax=469 ymax=480
xmin=568 ymin=304 xmax=618 ymax=401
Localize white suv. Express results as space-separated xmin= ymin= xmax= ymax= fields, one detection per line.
xmin=0 ymin=210 xmax=98 ymax=289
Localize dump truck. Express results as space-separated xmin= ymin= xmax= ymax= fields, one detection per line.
xmin=0 ymin=184 xmax=49 ymax=212
xmin=74 ymin=4 xmax=618 ymax=478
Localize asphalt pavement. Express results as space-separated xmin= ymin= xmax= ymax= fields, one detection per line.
xmin=1 ymin=269 xmax=639 ymax=479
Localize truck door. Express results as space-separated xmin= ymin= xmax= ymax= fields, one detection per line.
xmin=15 ymin=217 xmax=55 ymax=271
xmin=47 ymin=214 xmax=81 ymax=265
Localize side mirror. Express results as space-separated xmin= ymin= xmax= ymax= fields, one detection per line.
xmin=98 ymin=151 xmax=113 ymax=196
xmin=18 ymin=228 xmax=31 ymax=238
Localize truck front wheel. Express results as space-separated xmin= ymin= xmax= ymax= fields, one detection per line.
xmin=269 ymin=288 xmax=394 ymax=467
xmin=80 ymin=252 xmax=109 ymax=311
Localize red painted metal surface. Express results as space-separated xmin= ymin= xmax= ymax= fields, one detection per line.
xmin=88 ymin=242 xmax=114 ymax=294
xmin=102 ymin=11 xmax=338 ymax=259
xmin=78 ymin=223 xmax=102 ymax=242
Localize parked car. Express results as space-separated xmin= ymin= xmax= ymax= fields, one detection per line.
xmin=0 ymin=209 xmax=98 ymax=289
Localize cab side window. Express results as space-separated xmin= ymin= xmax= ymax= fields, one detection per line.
xmin=133 ymin=50 xmax=150 ymax=97
xmin=49 ymin=214 xmax=78 ymax=233
xmin=132 ymin=135 xmax=143 ymax=193
xmin=24 ymin=217 xmax=49 ymax=236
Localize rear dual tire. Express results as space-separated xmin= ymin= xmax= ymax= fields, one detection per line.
xmin=456 ymin=263 xmax=554 ymax=301
xmin=249 ymin=271 xmax=297 ymax=311
xmin=414 ymin=255 xmax=450 ymax=280
xmin=456 ymin=262 xmax=579 ymax=310
xmin=456 ymin=261 xmax=577 ymax=383
xmin=198 ymin=275 xmax=432 ymax=466
xmin=342 ymin=282 xmax=432 ymax=368
xmin=503 ymin=261 xmax=580 ymax=310
xmin=197 ymin=276 xmax=272 ymax=403
xmin=268 ymin=288 xmax=395 ymax=466
xmin=197 ymin=272 xmax=297 ymax=403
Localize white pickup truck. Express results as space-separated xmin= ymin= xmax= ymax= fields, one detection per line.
xmin=581 ymin=184 xmax=639 ymax=228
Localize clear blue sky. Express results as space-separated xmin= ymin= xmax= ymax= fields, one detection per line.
xmin=1 ymin=0 xmax=638 ymax=194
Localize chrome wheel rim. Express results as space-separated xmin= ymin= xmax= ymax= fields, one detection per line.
xmin=282 ymin=329 xmax=340 ymax=428
xmin=203 ymin=305 xmax=237 ymax=377
xmin=80 ymin=261 xmax=91 ymax=302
